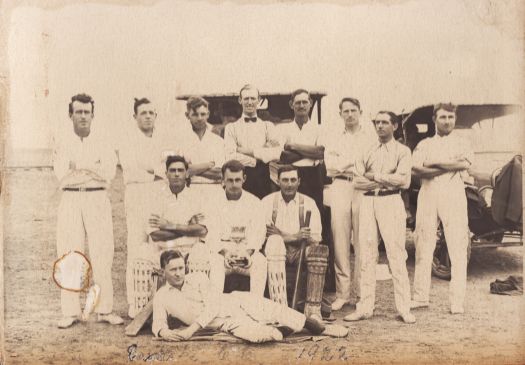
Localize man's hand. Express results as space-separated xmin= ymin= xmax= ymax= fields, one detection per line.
xmin=237 ymin=146 xmax=253 ymax=155
xmin=266 ymin=224 xmax=282 ymax=237
xmin=296 ymin=227 xmax=311 ymax=241
xmin=149 ymin=214 xmax=170 ymax=230
xmin=69 ymin=161 xmax=76 ymax=170
xmin=284 ymin=142 xmax=295 ymax=151
xmin=159 ymin=329 xmax=185 ymax=342
xmin=189 ymin=213 xmax=205 ymax=225
xmin=223 ymin=250 xmax=235 ymax=270
xmin=265 ymin=139 xmax=280 ymax=148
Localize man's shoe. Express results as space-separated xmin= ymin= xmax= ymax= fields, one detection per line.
xmin=331 ymin=298 xmax=348 ymax=311
xmin=450 ymin=304 xmax=464 ymax=314
xmin=400 ymin=312 xmax=416 ymax=324
xmin=128 ymin=306 xmax=137 ymax=319
xmin=58 ymin=316 xmax=79 ymax=329
xmin=343 ymin=310 xmax=373 ymax=322
xmin=321 ymin=324 xmax=349 ymax=338
xmin=97 ymin=313 xmax=124 ymax=325
xmin=410 ymin=300 xmax=429 ymax=309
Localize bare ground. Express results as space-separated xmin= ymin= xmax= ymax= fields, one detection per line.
xmin=2 ymin=168 xmax=524 ymax=365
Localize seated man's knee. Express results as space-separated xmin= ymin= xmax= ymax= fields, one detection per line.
xmin=264 ymin=235 xmax=286 ymax=256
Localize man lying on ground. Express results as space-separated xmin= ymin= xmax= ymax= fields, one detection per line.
xmin=152 ymin=250 xmax=349 ymax=343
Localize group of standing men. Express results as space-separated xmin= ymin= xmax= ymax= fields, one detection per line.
xmin=53 ymin=85 xmax=472 ymax=340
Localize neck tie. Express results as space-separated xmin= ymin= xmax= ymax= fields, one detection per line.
xmin=244 ymin=117 xmax=257 ymax=123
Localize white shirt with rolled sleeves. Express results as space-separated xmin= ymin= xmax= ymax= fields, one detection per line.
xmin=412 ymin=132 xmax=473 ymax=310
xmin=353 ymin=138 xmax=413 ymax=316
xmin=53 ymin=126 xmax=117 ymax=317
xmin=205 ymin=190 xmax=266 ymax=253
xmin=262 ymin=192 xmax=322 ymax=243
xmin=276 ymin=119 xmax=324 ymax=167
xmin=224 ymin=117 xmax=281 ymax=167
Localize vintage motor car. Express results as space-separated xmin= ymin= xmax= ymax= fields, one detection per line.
xmin=401 ymin=103 xmax=523 ymax=279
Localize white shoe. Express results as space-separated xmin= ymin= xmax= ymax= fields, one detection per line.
xmin=331 ymin=298 xmax=348 ymax=311
xmin=128 ymin=306 xmax=137 ymax=319
xmin=343 ymin=310 xmax=373 ymax=322
xmin=400 ymin=312 xmax=416 ymax=324
xmin=322 ymin=324 xmax=349 ymax=337
xmin=450 ymin=304 xmax=464 ymax=314
xmin=58 ymin=316 xmax=79 ymax=329
xmin=410 ymin=300 xmax=429 ymax=309
xmin=97 ymin=313 xmax=124 ymax=325
xmin=81 ymin=284 xmax=100 ymax=321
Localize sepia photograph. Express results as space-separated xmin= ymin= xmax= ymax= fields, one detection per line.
xmin=0 ymin=0 xmax=523 ymax=364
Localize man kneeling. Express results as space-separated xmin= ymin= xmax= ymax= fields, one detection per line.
xmin=152 ymin=250 xmax=348 ymax=343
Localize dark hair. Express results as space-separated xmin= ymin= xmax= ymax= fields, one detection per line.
xmin=277 ymin=164 xmax=299 ymax=178
xmin=165 ymin=155 xmax=189 ymax=171
xmin=69 ymin=93 xmax=94 ymax=115
xmin=160 ymin=249 xmax=186 ymax=269
xmin=134 ymin=97 xmax=151 ymax=115
xmin=290 ymin=89 xmax=311 ymax=103
xmin=186 ymin=96 xmax=209 ymax=112
xmin=221 ymin=159 xmax=245 ymax=176
xmin=339 ymin=97 xmax=361 ymax=111
xmin=433 ymin=102 xmax=457 ymax=117
xmin=239 ymin=84 xmax=260 ymax=99
xmin=376 ymin=111 xmax=400 ymax=126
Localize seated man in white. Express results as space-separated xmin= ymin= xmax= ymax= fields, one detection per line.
xmin=262 ymin=164 xmax=327 ymax=319
xmin=205 ymin=159 xmax=267 ymax=296
xmin=152 ymin=249 xmax=348 ymax=343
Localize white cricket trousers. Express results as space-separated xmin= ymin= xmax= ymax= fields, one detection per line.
xmin=125 ymin=182 xmax=155 ymax=306
xmin=56 ymin=190 xmax=115 ymax=317
xmin=356 ymin=194 xmax=411 ymax=315
xmin=330 ymin=179 xmax=362 ymax=301
xmin=413 ymin=182 xmax=469 ymax=308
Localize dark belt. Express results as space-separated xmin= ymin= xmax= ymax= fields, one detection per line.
xmin=334 ymin=175 xmax=353 ymax=182
xmin=63 ymin=187 xmax=105 ymax=192
xmin=364 ymin=189 xmax=400 ymax=197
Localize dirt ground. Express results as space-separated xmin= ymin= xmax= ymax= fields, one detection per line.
xmin=2 ymin=168 xmax=524 ymax=365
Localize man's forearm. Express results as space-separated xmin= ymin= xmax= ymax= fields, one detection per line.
xmin=375 ymin=173 xmax=409 ymax=189
xmin=199 ymin=168 xmax=222 ymax=181
xmin=287 ymin=144 xmax=324 ymax=160
xmin=163 ymin=223 xmax=207 ymax=237
xmin=412 ymin=166 xmax=447 ymax=179
xmin=189 ymin=162 xmax=214 ymax=177
xmin=354 ymin=176 xmax=382 ymax=190
xmin=430 ymin=161 xmax=470 ymax=171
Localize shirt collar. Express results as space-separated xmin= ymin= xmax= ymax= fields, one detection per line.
xmin=376 ymin=138 xmax=396 ymax=152
xmin=279 ymin=192 xmax=299 ymax=205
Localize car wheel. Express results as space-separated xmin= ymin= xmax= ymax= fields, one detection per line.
xmin=431 ymin=225 xmax=472 ymax=280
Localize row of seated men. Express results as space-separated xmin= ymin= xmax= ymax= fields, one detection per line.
xmin=55 ymin=88 xmax=472 ymax=332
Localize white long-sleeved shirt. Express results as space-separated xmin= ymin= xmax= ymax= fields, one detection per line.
xmin=52 ymin=126 xmax=117 ymax=189
xmin=224 ymin=116 xmax=281 ymax=167
xmin=118 ymin=126 xmax=166 ymax=185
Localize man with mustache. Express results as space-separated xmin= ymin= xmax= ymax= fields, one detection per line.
xmin=411 ymin=103 xmax=473 ymax=314
xmin=53 ymin=93 xmax=123 ymax=328
xmin=205 ymin=160 xmax=267 ymax=296
xmin=119 ymin=97 xmax=165 ymax=318
xmin=344 ymin=111 xmax=415 ymax=324
xmin=224 ymin=84 xmax=281 ymax=199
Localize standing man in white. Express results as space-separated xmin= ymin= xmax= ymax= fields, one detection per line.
xmin=53 ymin=93 xmax=123 ymax=328
xmin=119 ymin=97 xmax=164 ymax=318
xmin=344 ymin=111 xmax=415 ymax=324
xmin=411 ymin=103 xmax=473 ymax=314
xmin=325 ymin=97 xmax=375 ymax=311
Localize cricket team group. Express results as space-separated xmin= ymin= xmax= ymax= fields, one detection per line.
xmin=52 ymin=84 xmax=472 ymax=343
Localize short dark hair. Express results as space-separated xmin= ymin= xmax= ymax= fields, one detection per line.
xmin=376 ymin=111 xmax=400 ymax=126
xmin=133 ymin=97 xmax=151 ymax=115
xmin=239 ymin=84 xmax=260 ymax=99
xmin=69 ymin=93 xmax=94 ymax=115
xmin=221 ymin=159 xmax=245 ymax=176
xmin=290 ymin=89 xmax=311 ymax=103
xmin=165 ymin=155 xmax=189 ymax=171
xmin=277 ymin=164 xmax=299 ymax=178
xmin=339 ymin=97 xmax=361 ymax=111
xmin=186 ymin=96 xmax=209 ymax=113
xmin=160 ymin=249 xmax=186 ymax=269
xmin=433 ymin=102 xmax=457 ymax=117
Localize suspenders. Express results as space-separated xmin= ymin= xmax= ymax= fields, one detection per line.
xmin=272 ymin=193 xmax=305 ymax=227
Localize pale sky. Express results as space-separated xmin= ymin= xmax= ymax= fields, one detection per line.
xmin=6 ymin=0 xmax=524 ymax=150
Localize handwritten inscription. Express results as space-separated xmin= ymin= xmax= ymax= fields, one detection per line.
xmin=297 ymin=344 xmax=350 ymax=362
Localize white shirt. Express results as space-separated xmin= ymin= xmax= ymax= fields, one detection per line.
xmin=276 ymin=119 xmax=324 ymax=167
xmin=145 ymin=184 xmax=207 ymax=251
xmin=205 ymin=190 xmax=265 ymax=252
xmin=412 ymin=131 xmax=474 ymax=187
xmin=262 ymin=192 xmax=322 ymax=242
xmin=53 ymin=126 xmax=117 ymax=189
xmin=224 ymin=116 xmax=281 ymax=167
xmin=177 ymin=127 xmax=225 ymax=184
xmin=118 ymin=126 xmax=165 ymax=185
xmin=321 ymin=125 xmax=376 ymax=177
